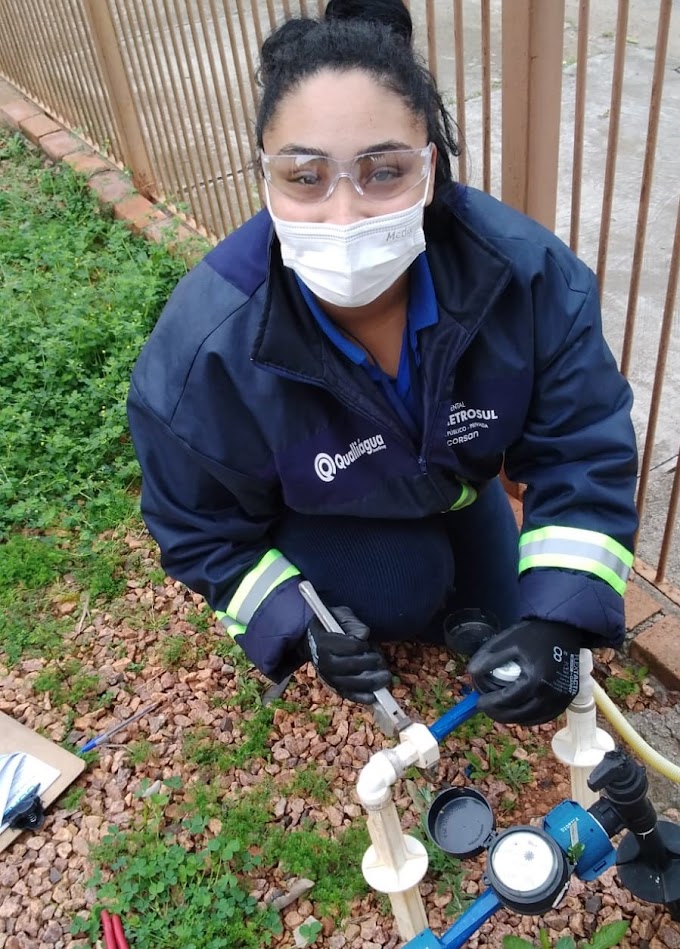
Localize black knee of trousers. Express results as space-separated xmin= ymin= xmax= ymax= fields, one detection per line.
xmin=272 ymin=512 xmax=455 ymax=641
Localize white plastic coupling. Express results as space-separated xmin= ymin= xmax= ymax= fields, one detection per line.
xmin=357 ymin=723 xmax=440 ymax=810
xmin=399 ymin=722 xmax=440 ymax=770
xmin=357 ymin=751 xmax=401 ymax=810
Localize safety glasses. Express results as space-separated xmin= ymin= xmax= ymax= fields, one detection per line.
xmin=260 ymin=143 xmax=433 ymax=204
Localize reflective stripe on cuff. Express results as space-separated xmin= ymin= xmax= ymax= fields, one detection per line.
xmin=518 ymin=526 xmax=633 ymax=596
xmin=224 ymin=549 xmax=300 ymax=627
xmin=215 ymin=614 xmax=246 ymax=638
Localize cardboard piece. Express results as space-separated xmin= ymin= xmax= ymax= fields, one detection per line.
xmin=0 ymin=712 xmax=85 ymax=852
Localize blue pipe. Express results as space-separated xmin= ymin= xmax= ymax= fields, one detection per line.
xmin=440 ymin=889 xmax=502 ymax=948
xmin=403 ymin=889 xmax=501 ymax=949
xmin=428 ymin=691 xmax=480 ymax=743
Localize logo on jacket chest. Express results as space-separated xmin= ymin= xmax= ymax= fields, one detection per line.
xmin=314 ymin=434 xmax=386 ymax=482
xmin=446 ymin=401 xmax=499 ymax=446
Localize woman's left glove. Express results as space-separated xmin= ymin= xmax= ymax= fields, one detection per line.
xmin=467 ymin=620 xmax=584 ymax=726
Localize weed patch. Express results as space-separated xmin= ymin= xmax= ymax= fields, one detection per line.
xmin=503 ymin=921 xmax=630 ymax=948
xmin=465 ymin=736 xmax=533 ymax=792
xmin=604 ymin=663 xmax=648 ymax=703
xmin=262 ymin=821 xmax=369 ymax=917
xmin=284 ymin=763 xmax=334 ymax=803
xmin=72 ymin=786 xmax=283 ymax=948
xmin=33 ymin=658 xmax=100 ymax=707
xmin=0 ymin=133 xmax=187 ymax=536
xmin=0 ymin=130 xmax=187 ymax=668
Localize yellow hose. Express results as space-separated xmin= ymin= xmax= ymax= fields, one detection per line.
xmin=593 ymin=680 xmax=680 ymax=783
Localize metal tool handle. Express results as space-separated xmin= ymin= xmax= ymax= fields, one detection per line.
xmin=298 ymin=580 xmax=412 ymax=736
xmin=299 ymin=581 xmax=345 ymax=635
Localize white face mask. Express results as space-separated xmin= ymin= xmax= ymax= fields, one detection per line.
xmin=266 ymin=176 xmax=430 ymax=308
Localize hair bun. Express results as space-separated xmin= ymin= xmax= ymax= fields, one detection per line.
xmin=324 ymin=0 xmax=412 ymax=44
xmin=259 ymin=18 xmax=318 ymax=84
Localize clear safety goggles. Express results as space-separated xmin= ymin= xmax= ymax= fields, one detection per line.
xmin=260 ymin=143 xmax=433 ymax=204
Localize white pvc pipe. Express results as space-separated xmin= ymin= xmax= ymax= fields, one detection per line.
xmin=356 ymin=723 xmax=440 ymax=941
xmin=552 ymin=649 xmax=615 ymax=807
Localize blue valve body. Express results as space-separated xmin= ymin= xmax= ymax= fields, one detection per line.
xmin=543 ymin=800 xmax=615 ymax=881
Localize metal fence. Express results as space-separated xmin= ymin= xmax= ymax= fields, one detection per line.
xmin=0 ymin=0 xmax=678 ymax=591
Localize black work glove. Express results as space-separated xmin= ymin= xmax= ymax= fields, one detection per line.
xmin=467 ymin=620 xmax=584 ymax=726
xmin=304 ymin=606 xmax=392 ymax=704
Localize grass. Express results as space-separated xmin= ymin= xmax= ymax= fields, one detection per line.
xmin=604 ymin=662 xmax=648 ymax=703
xmin=0 ymin=130 xmax=188 ymax=669
xmin=465 ymin=735 xmax=533 ymax=792
xmin=284 ymin=762 xmax=334 ymax=803
xmin=32 ymin=658 xmax=100 ymax=707
xmin=503 ymin=921 xmax=630 ymax=949
xmin=73 ymin=779 xmax=369 ymax=944
xmin=72 ymin=783 xmax=284 ymax=947
xmin=0 ymin=133 xmax=187 ymax=536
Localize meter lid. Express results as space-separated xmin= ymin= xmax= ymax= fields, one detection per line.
xmin=426 ymin=787 xmax=495 ymax=858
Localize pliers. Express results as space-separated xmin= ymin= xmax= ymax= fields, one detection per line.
xmin=101 ymin=910 xmax=130 ymax=949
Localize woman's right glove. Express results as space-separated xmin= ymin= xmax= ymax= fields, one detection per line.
xmin=304 ymin=606 xmax=392 ymax=704
xmin=467 ymin=619 xmax=583 ymax=725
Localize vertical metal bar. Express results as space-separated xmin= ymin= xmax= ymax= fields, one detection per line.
xmin=50 ymin=0 xmax=103 ymax=148
xmin=196 ymin=2 xmax=249 ymax=223
xmin=265 ymin=0 xmax=277 ymax=31
xmin=222 ymin=2 xmax=257 ymax=159
xmin=250 ymin=0 xmax=265 ymax=52
xmin=425 ymin=0 xmax=437 ymax=80
xmin=210 ymin=0 xmax=257 ymax=217
xmin=64 ymin=0 xmax=121 ymax=159
xmin=159 ymin=0 xmax=215 ymax=234
xmin=595 ymin=0 xmax=629 ymax=292
xmin=452 ymin=0 xmax=466 ymax=185
xmin=501 ymin=0 xmax=565 ymax=230
xmin=480 ymin=0 xmax=491 ymax=193
xmin=619 ymin=0 xmax=673 ymax=378
xmin=316 ymin=0 xmax=325 ymax=16
xmin=82 ymin=0 xmax=155 ymax=193
xmin=0 ymin=5 xmax=23 ymax=87
xmin=282 ymin=0 xmax=292 ymax=18
xmin=150 ymin=0 xmax=211 ymax=228
xmin=182 ymin=0 xmax=239 ymax=235
xmin=569 ymin=0 xmax=589 ymax=254
xmin=234 ymin=0 xmax=261 ymax=113
xmin=299 ymin=0 xmax=310 ymax=16
xmin=20 ymin=0 xmax=60 ymax=111
xmin=171 ymin=0 xmax=227 ymax=235
xmin=7 ymin=1 xmax=54 ymax=119
xmin=136 ymin=0 xmax=187 ymax=209
xmin=32 ymin=0 xmax=75 ymax=127
xmin=657 ymin=445 xmax=680 ymax=584
xmin=116 ymin=0 xmax=172 ymax=202
xmin=635 ymin=196 xmax=680 ymax=534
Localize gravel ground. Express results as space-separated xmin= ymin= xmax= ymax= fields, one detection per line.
xmin=2 ymin=530 xmax=680 ymax=949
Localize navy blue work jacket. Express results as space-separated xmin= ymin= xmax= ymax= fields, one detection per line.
xmin=128 ymin=185 xmax=638 ymax=680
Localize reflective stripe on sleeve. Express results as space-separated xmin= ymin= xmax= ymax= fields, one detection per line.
xmin=518 ymin=526 xmax=633 ymax=596
xmin=223 ymin=549 xmax=300 ymax=628
xmin=215 ymin=613 xmax=246 ymax=639
xmin=448 ymin=483 xmax=478 ymax=511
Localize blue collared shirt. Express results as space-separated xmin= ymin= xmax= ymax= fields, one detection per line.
xmin=296 ymin=253 xmax=439 ymax=436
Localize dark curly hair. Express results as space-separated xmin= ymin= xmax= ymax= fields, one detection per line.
xmin=255 ymin=0 xmax=460 ymax=191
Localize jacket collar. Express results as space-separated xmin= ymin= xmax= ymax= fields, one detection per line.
xmin=251 ymin=184 xmax=513 ymax=381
